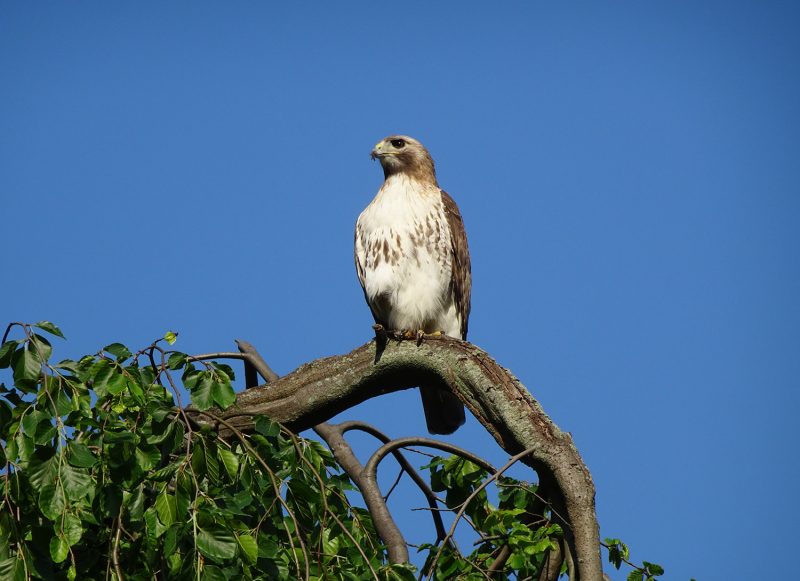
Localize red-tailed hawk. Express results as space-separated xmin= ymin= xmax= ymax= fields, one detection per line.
xmin=355 ymin=135 xmax=471 ymax=434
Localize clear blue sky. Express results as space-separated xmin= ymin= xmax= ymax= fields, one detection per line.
xmin=2 ymin=3 xmax=798 ymax=579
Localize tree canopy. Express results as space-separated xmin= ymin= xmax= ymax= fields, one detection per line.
xmin=0 ymin=321 xmax=669 ymax=580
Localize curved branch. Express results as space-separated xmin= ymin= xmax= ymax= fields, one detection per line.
xmin=364 ymin=437 xmax=496 ymax=477
xmin=337 ymin=421 xmax=454 ymax=543
xmin=313 ymin=422 xmax=409 ymax=564
xmin=187 ymin=336 xmax=602 ymax=580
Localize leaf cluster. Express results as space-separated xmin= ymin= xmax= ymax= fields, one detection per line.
xmin=418 ymin=456 xmax=561 ymax=579
xmin=0 ymin=323 xmax=402 ymax=580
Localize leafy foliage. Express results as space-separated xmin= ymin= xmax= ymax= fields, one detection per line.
xmin=0 ymin=322 xmax=668 ymax=580
xmin=0 ymin=323 xmax=396 ymax=580
xmin=419 ymin=456 xmax=562 ymax=579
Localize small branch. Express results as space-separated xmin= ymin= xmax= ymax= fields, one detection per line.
xmin=383 ymin=467 xmax=405 ymax=501
xmin=236 ymin=339 xmax=280 ymax=383
xmin=187 ymin=352 xmax=245 ymax=362
xmin=1 ymin=322 xmax=20 ymax=345
xmin=111 ymin=517 xmax=124 ymax=581
xmin=364 ymin=437 xmax=496 ymax=477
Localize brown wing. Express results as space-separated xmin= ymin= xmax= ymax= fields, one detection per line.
xmin=440 ymin=190 xmax=471 ymax=340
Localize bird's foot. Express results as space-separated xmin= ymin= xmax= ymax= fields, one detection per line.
xmin=391 ymin=329 xmax=445 ymax=344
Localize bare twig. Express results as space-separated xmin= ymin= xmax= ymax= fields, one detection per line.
xmin=111 ymin=517 xmax=124 ymax=581
xmin=383 ymin=467 xmax=405 ymax=501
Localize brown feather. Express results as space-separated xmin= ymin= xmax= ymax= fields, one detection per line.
xmin=440 ymin=190 xmax=472 ymax=340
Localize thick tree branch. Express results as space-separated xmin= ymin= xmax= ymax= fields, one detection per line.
xmin=187 ymin=335 xmax=603 ymax=580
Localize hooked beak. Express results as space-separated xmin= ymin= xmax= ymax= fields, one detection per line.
xmin=370 ymin=140 xmax=385 ymax=161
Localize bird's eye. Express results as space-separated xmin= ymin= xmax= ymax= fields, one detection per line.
xmin=390 ymin=139 xmax=406 ymax=149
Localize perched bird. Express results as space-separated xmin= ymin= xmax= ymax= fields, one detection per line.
xmin=355 ymin=135 xmax=471 ymax=434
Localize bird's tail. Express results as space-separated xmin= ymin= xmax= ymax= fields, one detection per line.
xmin=419 ymin=384 xmax=466 ymax=435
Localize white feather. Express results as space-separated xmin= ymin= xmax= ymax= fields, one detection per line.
xmin=355 ymin=174 xmax=461 ymax=336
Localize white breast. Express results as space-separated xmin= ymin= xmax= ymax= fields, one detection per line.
xmin=355 ymin=175 xmax=459 ymax=335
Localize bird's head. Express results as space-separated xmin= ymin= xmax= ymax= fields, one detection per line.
xmin=371 ymin=135 xmax=437 ymax=184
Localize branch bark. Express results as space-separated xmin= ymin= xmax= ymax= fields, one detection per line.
xmin=187 ymin=335 xmax=603 ymax=580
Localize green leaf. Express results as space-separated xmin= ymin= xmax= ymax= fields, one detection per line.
xmin=506 ymin=551 xmax=526 ymax=570
xmin=156 ymin=491 xmax=177 ymax=527
xmin=211 ymin=362 xmax=235 ymax=381
xmin=190 ymin=372 xmax=214 ymax=410
xmin=163 ymin=525 xmax=178 ymax=556
xmin=212 ymin=375 xmax=236 ymax=409
xmin=204 ymin=443 xmax=221 ymax=485
xmin=90 ymin=360 xmax=113 ymax=395
xmin=39 ymin=484 xmax=66 ymax=521
xmin=202 ymin=565 xmax=227 ymax=581
xmin=166 ymin=352 xmax=187 ymax=370
xmin=60 ymin=513 xmax=83 ymax=546
xmin=164 ymin=331 xmax=177 ymax=345
xmin=103 ymin=343 xmax=131 ymax=361
xmin=12 ymin=348 xmax=42 ymax=389
xmin=0 ymin=556 xmax=25 ymax=581
xmin=34 ymin=321 xmax=65 ymax=339
xmin=13 ymin=432 xmax=34 ymax=463
xmin=643 ymin=561 xmax=665 ymax=576
xmin=105 ymin=370 xmax=127 ymax=395
xmin=67 ymin=443 xmax=98 ymax=468
xmin=124 ymin=485 xmax=145 ymax=521
xmin=29 ymin=334 xmax=52 ymax=362
xmin=0 ymin=340 xmax=18 ymax=368
xmin=143 ymin=507 xmax=163 ymax=548
xmin=21 ymin=410 xmax=44 ymax=437
xmin=219 ymin=448 xmax=239 ymax=480
xmin=61 ymin=464 xmax=93 ymax=501
xmin=627 ymin=571 xmax=644 ymax=581
xmin=254 ymin=416 xmax=280 ymax=437
xmin=28 ymin=450 xmax=58 ymax=491
xmin=380 ymin=564 xmax=417 ymax=581
xmin=197 ymin=525 xmax=237 ymax=561
xmin=49 ymin=535 xmax=69 ymax=564
xmin=135 ymin=445 xmax=160 ymax=472
xmin=150 ymin=461 xmax=179 ymax=482
xmin=236 ymin=533 xmax=258 ymax=563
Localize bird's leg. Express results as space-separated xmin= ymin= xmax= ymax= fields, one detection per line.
xmin=416 ymin=329 xmax=425 ymax=346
